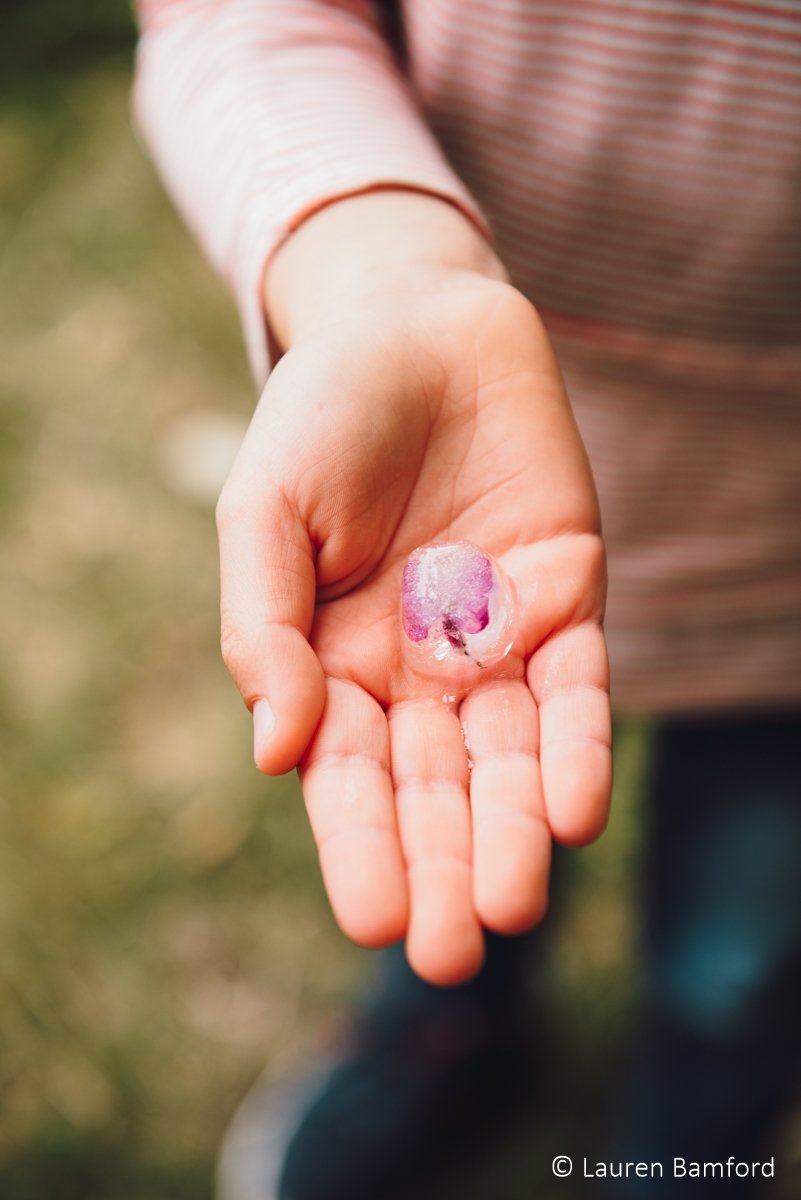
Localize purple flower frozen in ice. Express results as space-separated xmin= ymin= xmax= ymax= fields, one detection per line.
xmin=400 ymin=541 xmax=516 ymax=674
xmin=402 ymin=542 xmax=493 ymax=647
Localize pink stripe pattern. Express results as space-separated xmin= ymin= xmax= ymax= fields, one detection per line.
xmin=134 ymin=0 xmax=801 ymax=714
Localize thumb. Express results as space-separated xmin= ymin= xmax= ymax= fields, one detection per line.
xmin=216 ymin=482 xmax=326 ymax=775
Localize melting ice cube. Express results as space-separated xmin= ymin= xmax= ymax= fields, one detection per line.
xmin=400 ymin=541 xmax=516 ymax=676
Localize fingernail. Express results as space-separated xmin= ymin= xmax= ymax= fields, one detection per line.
xmin=253 ymin=698 xmax=275 ymax=761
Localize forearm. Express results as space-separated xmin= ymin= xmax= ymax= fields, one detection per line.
xmin=134 ymin=1 xmax=489 ymax=381
xmin=265 ymin=189 xmax=509 ymax=351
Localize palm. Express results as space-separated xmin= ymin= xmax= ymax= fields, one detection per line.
xmin=219 ymin=284 xmax=611 ymax=984
xmin=313 ymin=383 xmax=594 ymax=702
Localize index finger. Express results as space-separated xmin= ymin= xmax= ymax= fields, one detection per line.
xmin=300 ymin=678 xmax=408 ymax=947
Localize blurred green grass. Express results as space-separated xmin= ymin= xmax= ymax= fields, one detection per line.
xmin=2 ymin=8 xmax=798 ymax=1200
xmin=1 ymin=10 xmax=365 ymax=1196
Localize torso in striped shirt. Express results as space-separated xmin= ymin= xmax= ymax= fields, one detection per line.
xmin=406 ymin=0 xmax=801 ymax=348
xmin=406 ymin=0 xmax=801 ymax=710
xmin=134 ymin=0 xmax=801 ymax=712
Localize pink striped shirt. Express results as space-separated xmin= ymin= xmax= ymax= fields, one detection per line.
xmin=133 ymin=0 xmax=801 ymax=714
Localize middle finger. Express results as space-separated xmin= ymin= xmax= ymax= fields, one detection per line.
xmin=389 ymin=699 xmax=483 ymax=985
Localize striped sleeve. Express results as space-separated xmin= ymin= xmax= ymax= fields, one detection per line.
xmin=133 ymin=0 xmax=487 ymax=383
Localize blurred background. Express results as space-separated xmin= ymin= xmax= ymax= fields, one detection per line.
xmin=2 ymin=5 xmax=796 ymax=1199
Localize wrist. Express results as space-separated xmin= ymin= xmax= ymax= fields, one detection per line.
xmin=264 ymin=188 xmax=508 ymax=350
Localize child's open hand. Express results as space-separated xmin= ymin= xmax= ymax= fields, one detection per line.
xmin=215 ymin=193 xmax=611 ymax=984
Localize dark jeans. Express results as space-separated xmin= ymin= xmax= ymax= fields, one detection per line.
xmin=608 ymin=710 xmax=801 ymax=1195
xmin=375 ymin=710 xmax=801 ymax=1194
xmin=276 ymin=711 xmax=801 ymax=1200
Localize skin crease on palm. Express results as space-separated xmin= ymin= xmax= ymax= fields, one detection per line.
xmin=216 ymin=190 xmax=613 ymax=987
